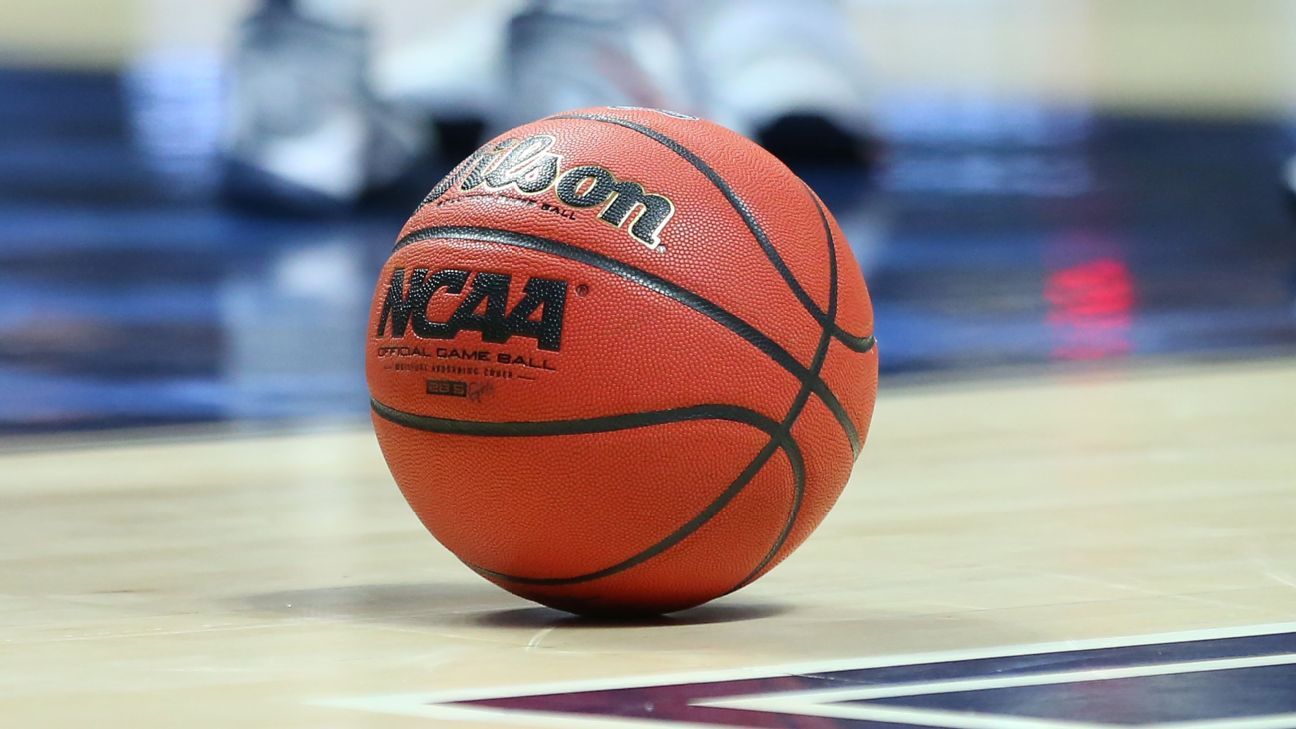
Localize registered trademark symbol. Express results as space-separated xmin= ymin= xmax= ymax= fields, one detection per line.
xmin=576 ymin=284 xmax=591 ymax=296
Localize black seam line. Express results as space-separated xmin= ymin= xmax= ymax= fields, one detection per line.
xmin=372 ymin=398 xmax=779 ymax=439
xmin=394 ymin=225 xmax=860 ymax=454
xmin=549 ymin=112 xmax=875 ymax=354
xmin=730 ymin=185 xmax=841 ymax=592
xmin=371 ymin=398 xmax=805 ymax=586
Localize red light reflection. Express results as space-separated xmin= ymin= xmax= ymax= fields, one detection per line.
xmin=1045 ymin=258 xmax=1135 ymax=360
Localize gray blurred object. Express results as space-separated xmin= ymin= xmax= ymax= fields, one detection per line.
xmin=497 ymin=0 xmax=704 ymax=131
xmin=1283 ymin=154 xmax=1296 ymax=219
xmin=221 ymin=0 xmax=875 ymax=210
xmin=688 ymin=0 xmax=878 ymax=164
xmin=221 ymin=0 xmax=431 ymax=211
xmin=503 ymin=0 xmax=875 ymax=162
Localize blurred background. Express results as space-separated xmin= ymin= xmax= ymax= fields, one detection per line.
xmin=3 ymin=0 xmax=1296 ymax=438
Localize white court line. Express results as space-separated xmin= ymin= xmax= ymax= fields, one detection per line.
xmin=698 ymin=652 xmax=1296 ymax=707
xmin=1171 ymin=715 xmax=1296 ymax=729
xmin=698 ymin=653 xmax=1296 ymax=729
xmin=328 ymin=701 xmax=726 ymax=729
xmin=732 ymin=702 xmax=1111 ymax=729
xmin=694 ymin=704 xmax=1296 ymax=729
xmin=315 ymin=620 xmax=1296 ymax=727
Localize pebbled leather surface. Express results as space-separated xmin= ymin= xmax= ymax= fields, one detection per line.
xmin=367 ymin=106 xmax=877 ymax=615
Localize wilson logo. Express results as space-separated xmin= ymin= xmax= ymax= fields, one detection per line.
xmin=426 ymin=134 xmax=675 ymax=251
xmin=375 ymin=268 xmax=567 ymax=352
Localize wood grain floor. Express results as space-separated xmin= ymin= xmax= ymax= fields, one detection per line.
xmin=3 ymin=357 xmax=1294 ymax=727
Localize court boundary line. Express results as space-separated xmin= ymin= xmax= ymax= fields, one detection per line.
xmin=315 ymin=620 xmax=1296 ymax=727
xmin=697 ymin=653 xmax=1296 ymax=729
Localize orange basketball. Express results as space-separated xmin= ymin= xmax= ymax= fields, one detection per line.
xmin=366 ymin=107 xmax=877 ymax=616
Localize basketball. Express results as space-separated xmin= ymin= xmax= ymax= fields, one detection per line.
xmin=365 ymin=106 xmax=878 ymax=616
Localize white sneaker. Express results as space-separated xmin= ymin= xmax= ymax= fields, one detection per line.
xmin=222 ymin=2 xmax=431 ymax=210
xmin=687 ymin=0 xmax=877 ymax=163
xmin=497 ymin=0 xmax=703 ymax=133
